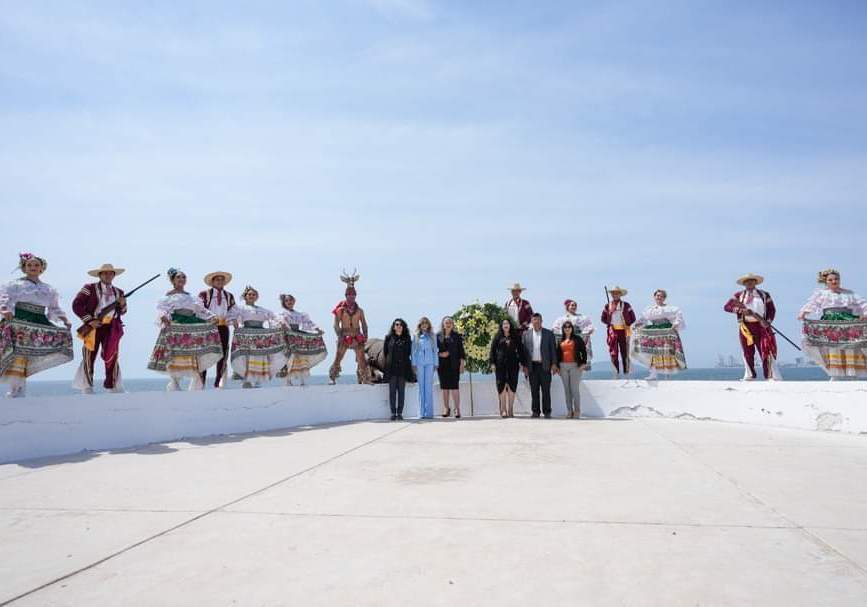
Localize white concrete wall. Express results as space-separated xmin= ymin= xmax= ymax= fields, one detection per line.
xmin=1 ymin=379 xmax=865 ymax=463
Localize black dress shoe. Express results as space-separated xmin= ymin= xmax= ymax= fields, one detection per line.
xmin=397 ymin=414 xmax=404 ymax=420
xmin=531 ymin=413 xmax=540 ymax=418
xmin=544 ymin=413 xmax=552 ymax=419
xmin=390 ymin=414 xmax=397 ymax=421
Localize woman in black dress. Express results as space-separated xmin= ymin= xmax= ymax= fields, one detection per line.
xmin=437 ymin=316 xmax=466 ymax=418
xmin=383 ymin=318 xmax=413 ymax=421
xmin=489 ymin=318 xmax=526 ymax=418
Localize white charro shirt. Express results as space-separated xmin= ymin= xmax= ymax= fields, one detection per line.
xmin=204 ymin=288 xmax=232 ymax=320
xmin=740 ymin=289 xmax=766 ymax=319
xmin=506 ymin=299 xmax=522 ymax=325
xmin=97 ymin=282 xmax=117 ymax=321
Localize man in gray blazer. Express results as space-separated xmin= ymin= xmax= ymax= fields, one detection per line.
xmin=522 ymin=313 xmax=559 ymax=418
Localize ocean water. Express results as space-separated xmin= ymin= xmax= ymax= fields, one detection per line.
xmin=16 ymin=367 xmax=833 ymax=398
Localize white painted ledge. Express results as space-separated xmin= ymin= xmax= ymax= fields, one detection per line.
xmin=1 ymin=380 xmax=865 ymax=463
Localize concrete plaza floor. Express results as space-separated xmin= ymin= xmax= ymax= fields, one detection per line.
xmin=1 ymin=416 xmax=866 ymax=606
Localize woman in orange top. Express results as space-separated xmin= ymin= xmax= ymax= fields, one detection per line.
xmin=556 ymin=321 xmax=588 ymax=418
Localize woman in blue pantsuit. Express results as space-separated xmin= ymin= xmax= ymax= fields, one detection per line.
xmin=412 ymin=317 xmax=439 ymax=419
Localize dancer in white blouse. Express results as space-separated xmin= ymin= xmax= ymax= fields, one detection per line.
xmin=552 ymin=299 xmax=594 ymax=370
xmin=147 ymin=268 xmax=222 ymax=391
xmin=230 ymin=286 xmax=288 ymax=388
xmin=278 ymin=294 xmax=327 ymax=386
xmin=798 ymin=269 xmax=867 ymax=379
xmin=632 ymin=289 xmax=687 ymax=379
xmin=0 ymin=253 xmax=73 ymax=397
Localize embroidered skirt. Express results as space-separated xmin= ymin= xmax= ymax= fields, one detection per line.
xmin=631 ymin=325 xmax=687 ymax=374
xmin=147 ymin=322 xmax=223 ymax=376
xmin=278 ymin=329 xmax=328 ymax=377
xmin=230 ymin=326 xmax=288 ymax=381
xmin=0 ymin=307 xmax=73 ymax=381
xmin=802 ymin=318 xmax=867 ymax=378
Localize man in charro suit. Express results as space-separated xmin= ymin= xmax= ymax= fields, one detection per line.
xmin=724 ymin=273 xmax=782 ymax=381
xmin=199 ymin=271 xmax=237 ymax=388
xmin=72 ymin=263 xmax=127 ymax=394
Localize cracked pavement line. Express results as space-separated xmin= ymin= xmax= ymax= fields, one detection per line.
xmin=636 ymin=418 xmax=867 ymax=578
xmin=0 ymin=422 xmax=414 ymax=607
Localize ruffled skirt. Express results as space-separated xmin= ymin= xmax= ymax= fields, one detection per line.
xmin=230 ymin=326 xmax=288 ymax=381
xmin=802 ymin=318 xmax=867 ymax=378
xmin=147 ymin=322 xmax=223 ymax=377
xmin=0 ymin=317 xmax=73 ymax=382
xmin=631 ymin=326 xmax=687 ymax=374
xmin=278 ymin=329 xmax=327 ymax=378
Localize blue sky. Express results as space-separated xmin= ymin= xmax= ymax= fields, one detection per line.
xmin=2 ymin=0 xmax=865 ymax=378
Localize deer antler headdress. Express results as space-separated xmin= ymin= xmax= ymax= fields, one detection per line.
xmin=340 ymin=268 xmax=360 ymax=295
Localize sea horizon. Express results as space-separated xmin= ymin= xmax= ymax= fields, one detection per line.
xmin=16 ymin=366 xmax=835 ymax=398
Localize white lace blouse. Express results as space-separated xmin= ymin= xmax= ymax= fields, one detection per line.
xmin=0 ymin=278 xmax=68 ymax=322
xmin=236 ymin=304 xmax=280 ymax=327
xmin=799 ymin=288 xmax=867 ymax=318
xmin=156 ymin=292 xmax=215 ymax=323
xmin=552 ymin=313 xmax=594 ymax=337
xmin=637 ymin=304 xmax=685 ymax=330
xmin=279 ymin=309 xmax=319 ymax=332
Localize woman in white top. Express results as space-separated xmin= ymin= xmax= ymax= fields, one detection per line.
xmin=632 ymin=289 xmax=687 ymax=379
xmin=0 ymin=253 xmax=73 ymax=397
xmin=147 ymin=268 xmax=222 ymax=391
xmin=230 ymin=286 xmax=288 ymax=388
xmin=798 ymin=269 xmax=867 ymax=379
xmin=552 ymin=299 xmax=594 ymax=370
xmin=277 ymin=294 xmax=327 ymax=386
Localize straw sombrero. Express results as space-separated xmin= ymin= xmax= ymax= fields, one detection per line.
xmin=608 ymin=286 xmax=628 ymax=296
xmin=508 ymin=282 xmax=526 ymax=291
xmin=87 ymin=263 xmax=125 ymax=278
xmin=736 ymin=273 xmax=764 ymax=286
xmin=204 ymin=271 xmax=233 ymax=286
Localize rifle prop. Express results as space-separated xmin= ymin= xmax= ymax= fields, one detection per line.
xmin=733 ymin=301 xmax=801 ymax=352
xmin=77 ymin=273 xmax=161 ymax=339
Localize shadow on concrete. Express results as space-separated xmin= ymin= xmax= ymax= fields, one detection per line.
xmin=5 ymin=419 xmax=394 ymax=469
xmin=5 ymin=416 xmax=631 ymax=470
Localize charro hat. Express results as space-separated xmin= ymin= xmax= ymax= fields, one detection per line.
xmin=736 ymin=273 xmax=764 ymax=286
xmin=88 ymin=263 xmax=125 ymax=277
xmin=609 ymin=286 xmax=628 ymax=296
xmin=508 ymin=282 xmax=526 ymax=291
xmin=204 ymin=271 xmax=233 ymax=287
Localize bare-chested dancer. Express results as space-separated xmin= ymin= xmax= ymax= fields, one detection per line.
xmin=328 ymin=270 xmax=371 ymax=384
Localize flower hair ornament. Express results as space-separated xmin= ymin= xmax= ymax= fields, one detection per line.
xmin=242 ymin=285 xmax=259 ymax=299
xmin=166 ymin=267 xmax=185 ymax=281
xmin=15 ymin=252 xmax=47 ymax=273
xmin=817 ymin=268 xmax=840 ymax=284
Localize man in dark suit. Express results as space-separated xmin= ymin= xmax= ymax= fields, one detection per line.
xmin=522 ymin=313 xmax=559 ymax=418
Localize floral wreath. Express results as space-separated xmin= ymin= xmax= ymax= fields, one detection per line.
xmin=17 ymin=252 xmax=47 ymax=272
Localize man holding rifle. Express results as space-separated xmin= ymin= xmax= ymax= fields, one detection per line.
xmin=723 ymin=272 xmax=783 ymax=381
xmin=72 ymin=263 xmax=128 ymax=394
